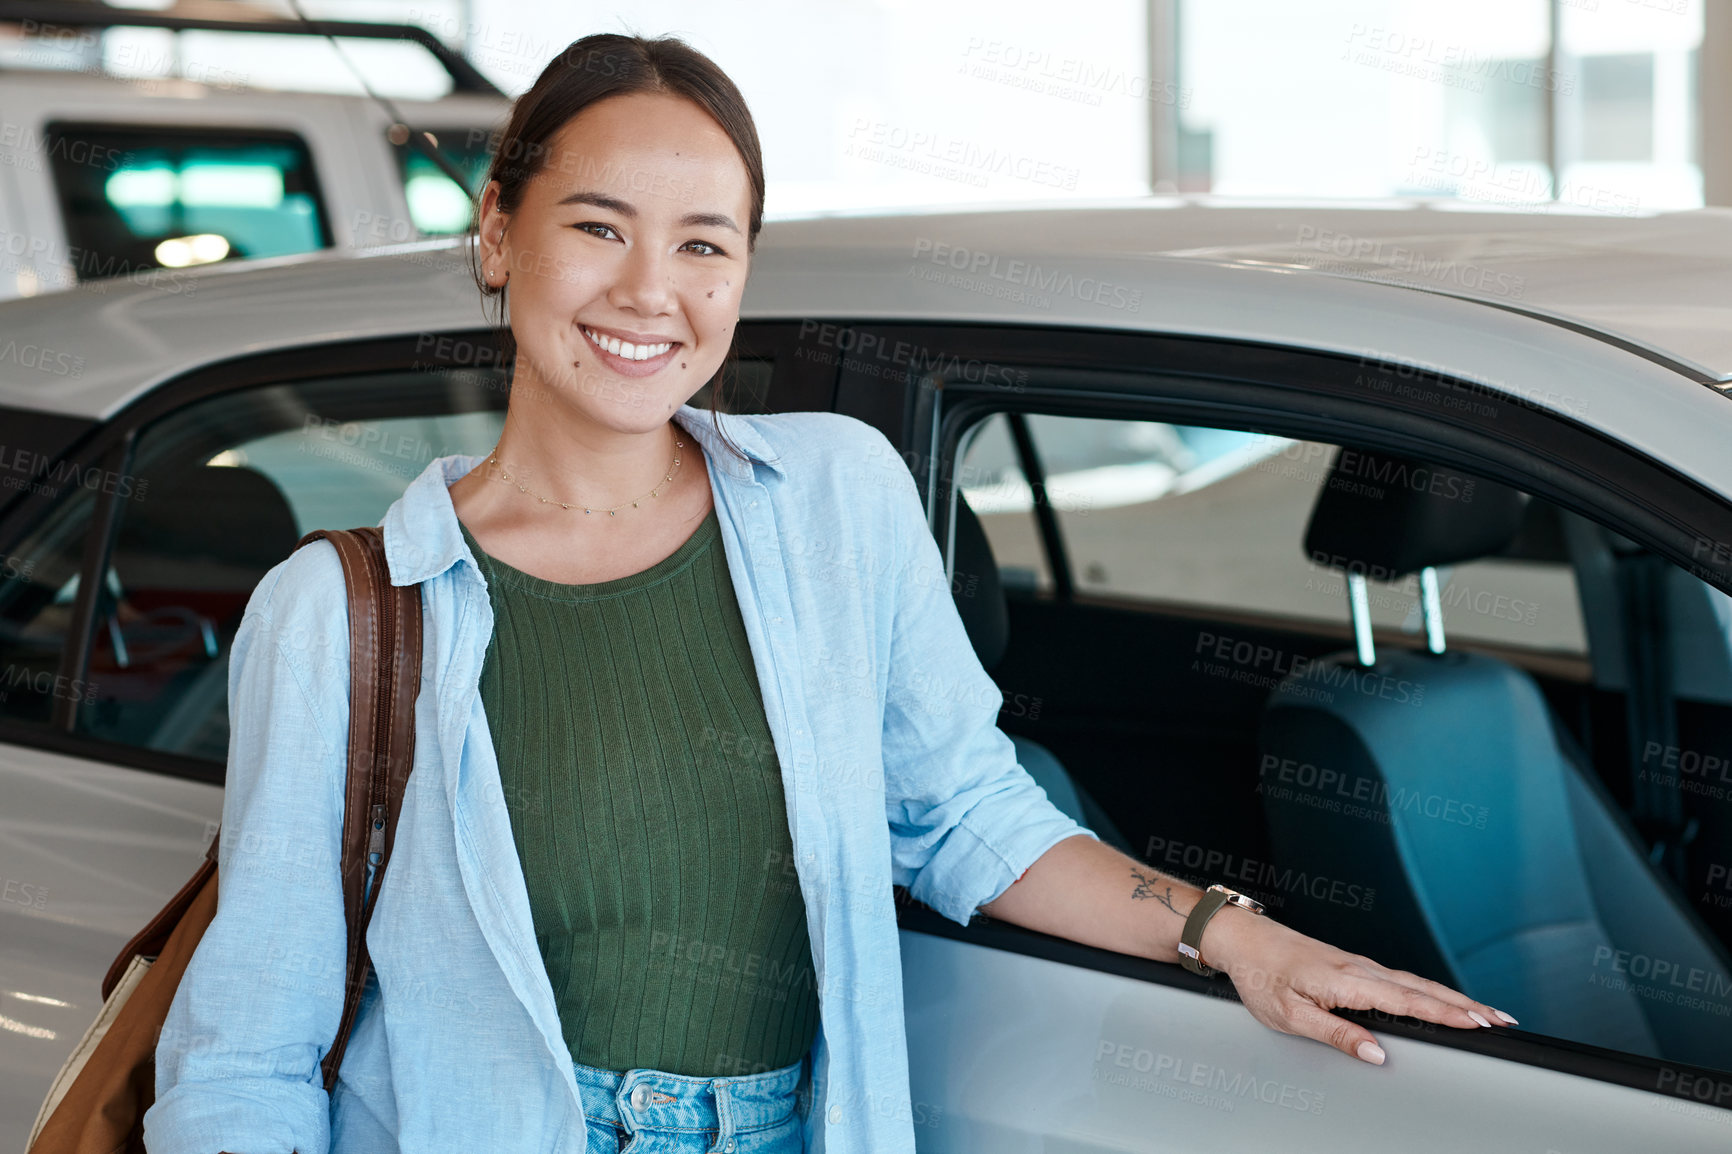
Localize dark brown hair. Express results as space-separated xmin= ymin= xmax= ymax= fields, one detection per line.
xmin=466 ymin=33 xmax=767 ymax=462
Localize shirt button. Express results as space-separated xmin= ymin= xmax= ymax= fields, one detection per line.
xmin=828 ymin=1105 xmax=843 ymax=1124
xmin=750 ymin=500 xmax=758 ymax=508
xmin=794 ymin=727 xmax=804 ymax=736
xmin=770 ymin=615 xmax=783 ymax=624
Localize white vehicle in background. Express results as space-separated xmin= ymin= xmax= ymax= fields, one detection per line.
xmin=0 ymin=0 xmax=510 ymax=300
xmin=5 ymin=197 xmax=1732 ymax=1151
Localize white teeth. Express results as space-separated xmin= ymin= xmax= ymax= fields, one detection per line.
xmin=584 ymin=327 xmax=672 ymax=361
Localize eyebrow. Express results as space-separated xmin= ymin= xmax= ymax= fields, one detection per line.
xmin=557 ymin=190 xmax=741 ymax=234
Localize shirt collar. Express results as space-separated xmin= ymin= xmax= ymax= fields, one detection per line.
xmin=382 ymin=403 xmax=781 ymax=587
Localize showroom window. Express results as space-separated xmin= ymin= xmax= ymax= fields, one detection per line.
xmin=1175 ymin=0 xmax=1704 ymax=208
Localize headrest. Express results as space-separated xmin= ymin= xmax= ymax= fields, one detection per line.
xmin=950 ymin=494 xmax=1009 ymax=671
xmin=1304 ymin=448 xmax=1528 ymax=580
xmin=114 ymin=464 xmax=302 ymax=590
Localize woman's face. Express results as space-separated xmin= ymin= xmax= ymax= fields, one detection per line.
xmin=478 ymin=91 xmax=753 ymax=436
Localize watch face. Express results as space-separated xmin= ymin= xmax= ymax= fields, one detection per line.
xmin=1214 ymin=885 xmax=1265 ymax=914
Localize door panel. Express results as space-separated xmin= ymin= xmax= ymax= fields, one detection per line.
xmin=0 ymin=743 xmax=221 ymax=1154
xmin=902 ymin=931 xmax=1732 ymax=1152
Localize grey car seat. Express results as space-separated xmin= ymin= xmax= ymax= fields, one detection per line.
xmin=1257 ymin=448 xmax=1732 ymax=1069
xmin=949 ymin=493 xmax=1132 ymax=854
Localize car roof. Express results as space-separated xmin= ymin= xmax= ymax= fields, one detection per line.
xmin=760 ymin=198 xmax=1732 ymax=386
xmin=2 ymin=199 xmax=1730 ymax=497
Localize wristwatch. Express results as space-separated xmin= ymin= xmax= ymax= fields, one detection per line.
xmin=1178 ymin=884 xmax=1265 ymax=977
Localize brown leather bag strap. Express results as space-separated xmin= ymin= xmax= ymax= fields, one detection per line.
xmin=293 ymin=525 xmax=423 ymax=1095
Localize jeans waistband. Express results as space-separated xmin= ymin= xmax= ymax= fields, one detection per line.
xmin=572 ymin=1052 xmax=807 ymax=1142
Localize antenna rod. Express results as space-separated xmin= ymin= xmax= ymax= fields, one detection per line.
xmin=284 ymin=0 xmax=480 ymax=198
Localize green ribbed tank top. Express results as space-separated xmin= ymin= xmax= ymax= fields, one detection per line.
xmin=457 ymin=509 xmax=820 ymax=1076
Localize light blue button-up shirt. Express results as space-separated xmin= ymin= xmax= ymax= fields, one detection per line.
xmin=146 ymin=404 xmax=1094 ymax=1153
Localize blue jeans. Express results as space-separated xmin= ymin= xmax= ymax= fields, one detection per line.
xmin=573 ymin=1050 xmax=808 ymax=1153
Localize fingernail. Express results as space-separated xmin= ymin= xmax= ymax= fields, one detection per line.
xmin=1493 ymin=1009 xmax=1519 ymax=1025
xmin=1468 ymin=1011 xmax=1492 ymax=1028
xmin=1356 ymin=1041 xmax=1386 ymax=1065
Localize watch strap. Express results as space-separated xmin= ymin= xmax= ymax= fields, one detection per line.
xmin=1178 ymin=887 xmax=1232 ymax=977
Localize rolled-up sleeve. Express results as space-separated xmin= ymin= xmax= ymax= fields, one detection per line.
xmin=144 ymin=543 xmax=350 ymax=1154
xmin=874 ymin=437 xmax=1096 ymax=926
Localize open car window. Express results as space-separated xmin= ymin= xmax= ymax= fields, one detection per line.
xmin=954 ymin=406 xmax=1732 ymax=1082
xmin=960 ymin=413 xmax=1589 ymax=657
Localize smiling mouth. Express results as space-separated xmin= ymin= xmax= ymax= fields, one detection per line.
xmin=580 ymin=325 xmax=679 ymax=362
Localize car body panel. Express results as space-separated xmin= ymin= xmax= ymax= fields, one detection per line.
xmin=0 ymin=743 xmax=220 ymax=1137
xmin=899 ymin=932 xmax=1732 ymax=1152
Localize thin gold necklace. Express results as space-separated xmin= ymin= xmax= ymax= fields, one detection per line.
xmin=485 ymin=437 xmax=683 ymax=515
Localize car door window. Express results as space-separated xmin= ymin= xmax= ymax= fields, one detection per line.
xmin=0 ymin=485 xmax=99 ymax=726
xmin=953 ymin=405 xmax=1732 ymax=1079
xmin=74 ymin=370 xmax=505 ymax=760
xmin=61 ymin=353 xmax=778 ymax=763
xmin=45 ymin=122 xmax=331 ymax=281
xmin=961 ymin=412 xmax=1589 ymax=656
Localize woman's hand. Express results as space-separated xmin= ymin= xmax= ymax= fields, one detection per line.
xmin=1203 ymin=906 xmax=1518 ymax=1064
xmin=978 ymin=836 xmax=1519 ymax=1065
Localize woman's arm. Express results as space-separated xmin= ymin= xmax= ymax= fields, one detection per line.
xmin=980 ymin=833 xmax=1517 ymax=1064
xmin=143 ymin=543 xmax=352 ymax=1154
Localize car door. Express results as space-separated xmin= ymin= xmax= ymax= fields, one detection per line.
xmin=0 ymin=320 xmax=834 ymax=1152
xmin=832 ymin=321 xmax=1732 ymax=1151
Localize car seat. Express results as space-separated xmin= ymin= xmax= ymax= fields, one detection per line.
xmin=1257 ymin=448 xmax=1732 ymax=1068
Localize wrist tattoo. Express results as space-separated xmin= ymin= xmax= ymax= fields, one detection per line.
xmin=1128 ymin=866 xmax=1183 ymax=918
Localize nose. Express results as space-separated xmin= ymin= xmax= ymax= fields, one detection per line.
xmin=606 ymin=240 xmax=677 ymax=318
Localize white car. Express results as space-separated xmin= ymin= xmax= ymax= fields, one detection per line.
xmin=3 ymin=199 xmax=1732 ymax=1152
xmin=0 ymin=1 xmax=509 ymax=300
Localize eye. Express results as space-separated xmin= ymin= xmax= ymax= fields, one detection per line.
xmin=681 ymin=239 xmax=725 ymax=257
xmin=573 ymin=222 xmax=621 ymax=241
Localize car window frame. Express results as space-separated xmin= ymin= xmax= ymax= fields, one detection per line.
xmin=823 ymin=322 xmax=1732 ymax=602
xmin=825 ymin=320 xmax=1732 ymax=1114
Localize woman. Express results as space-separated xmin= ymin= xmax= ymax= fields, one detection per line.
xmin=148 ymin=32 xmax=1515 ymax=1154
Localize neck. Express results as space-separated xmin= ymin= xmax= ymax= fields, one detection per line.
xmin=490 ymin=407 xmax=684 ymax=510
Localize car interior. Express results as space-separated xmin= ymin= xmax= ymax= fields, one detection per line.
xmin=946 ymin=412 xmax=1732 ymax=1074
